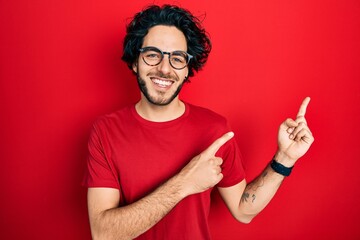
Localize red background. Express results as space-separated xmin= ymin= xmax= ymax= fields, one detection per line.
xmin=1 ymin=0 xmax=359 ymax=239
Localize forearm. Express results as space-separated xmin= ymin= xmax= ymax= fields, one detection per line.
xmin=89 ymin=132 xmax=232 ymax=239
xmin=239 ymin=150 xmax=298 ymax=220
xmin=233 ymin=97 xmax=314 ymax=223
xmin=91 ymin=175 xmax=187 ymax=240
xmin=239 ymin=164 xmax=284 ymax=218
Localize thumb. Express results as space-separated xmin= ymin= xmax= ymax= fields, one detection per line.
xmin=203 ymin=132 xmax=234 ymax=157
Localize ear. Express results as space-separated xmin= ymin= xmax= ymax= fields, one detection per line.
xmin=185 ymin=68 xmax=189 ymax=80
xmin=132 ymin=62 xmax=137 ymax=73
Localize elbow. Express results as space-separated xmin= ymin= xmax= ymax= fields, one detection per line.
xmin=90 ymin=229 xmax=106 ymax=240
xmin=90 ymin=211 xmax=133 ymax=240
xmin=91 ymin=227 xmax=132 ymax=240
xmin=92 ymin=232 xmax=131 ymax=240
xmin=234 ymin=212 xmax=257 ymax=224
xmin=90 ymin=223 xmax=130 ymax=240
xmin=238 ymin=216 xmax=253 ymax=224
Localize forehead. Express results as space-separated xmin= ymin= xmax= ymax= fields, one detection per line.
xmin=142 ymin=25 xmax=187 ymax=51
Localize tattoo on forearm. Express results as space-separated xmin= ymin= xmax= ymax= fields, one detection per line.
xmin=241 ymin=192 xmax=249 ymax=203
xmin=248 ymin=171 xmax=267 ymax=191
xmin=241 ymin=171 xmax=268 ymax=204
xmin=241 ymin=192 xmax=256 ymax=203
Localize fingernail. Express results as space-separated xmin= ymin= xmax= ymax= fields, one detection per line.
xmin=289 ymin=134 xmax=294 ymax=139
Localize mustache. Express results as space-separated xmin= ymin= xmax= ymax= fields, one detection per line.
xmin=147 ymin=71 xmax=178 ymax=81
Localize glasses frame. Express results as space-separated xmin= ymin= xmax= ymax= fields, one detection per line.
xmin=138 ymin=46 xmax=193 ymax=70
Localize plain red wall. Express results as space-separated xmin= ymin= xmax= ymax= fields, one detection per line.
xmin=1 ymin=0 xmax=359 ymax=239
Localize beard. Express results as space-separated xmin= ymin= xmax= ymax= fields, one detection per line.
xmin=136 ymin=72 xmax=185 ymax=106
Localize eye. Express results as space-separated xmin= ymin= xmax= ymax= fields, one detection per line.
xmin=171 ymin=52 xmax=187 ymax=63
xmin=145 ymin=52 xmax=161 ymax=59
xmin=171 ymin=57 xmax=185 ymax=63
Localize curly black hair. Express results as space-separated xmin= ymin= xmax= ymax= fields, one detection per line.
xmin=121 ymin=4 xmax=212 ymax=81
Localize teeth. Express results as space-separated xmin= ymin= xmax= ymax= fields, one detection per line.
xmin=153 ymin=78 xmax=172 ymax=87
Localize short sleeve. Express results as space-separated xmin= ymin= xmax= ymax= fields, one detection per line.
xmin=82 ymin=120 xmax=120 ymax=189
xmin=216 ymin=128 xmax=246 ymax=188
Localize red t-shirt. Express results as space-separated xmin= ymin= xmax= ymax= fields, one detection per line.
xmin=83 ymin=102 xmax=245 ymax=239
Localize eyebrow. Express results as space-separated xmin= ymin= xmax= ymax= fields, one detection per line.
xmin=142 ymin=46 xmax=188 ymax=52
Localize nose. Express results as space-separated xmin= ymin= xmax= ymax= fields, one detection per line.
xmin=157 ymin=54 xmax=172 ymax=75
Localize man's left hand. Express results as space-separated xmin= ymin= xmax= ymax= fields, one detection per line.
xmin=276 ymin=97 xmax=315 ymax=167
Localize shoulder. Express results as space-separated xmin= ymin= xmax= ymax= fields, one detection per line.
xmin=185 ymin=102 xmax=230 ymax=136
xmin=92 ymin=104 xmax=135 ymax=131
xmin=187 ymin=102 xmax=228 ymax=124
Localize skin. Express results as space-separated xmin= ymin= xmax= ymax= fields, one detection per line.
xmin=133 ymin=25 xmax=189 ymax=122
xmin=87 ymin=25 xmax=315 ymax=239
xmin=218 ymin=97 xmax=314 ymax=223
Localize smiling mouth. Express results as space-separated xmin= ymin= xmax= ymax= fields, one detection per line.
xmin=151 ymin=77 xmax=174 ymax=88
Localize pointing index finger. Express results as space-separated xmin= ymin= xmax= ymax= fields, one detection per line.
xmin=204 ymin=132 xmax=234 ymax=157
xmin=297 ymin=97 xmax=311 ymax=118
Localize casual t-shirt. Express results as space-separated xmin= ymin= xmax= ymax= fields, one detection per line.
xmin=83 ymin=102 xmax=245 ymax=239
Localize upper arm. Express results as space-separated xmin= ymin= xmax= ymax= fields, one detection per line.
xmin=87 ymin=188 xmax=120 ymax=228
xmin=217 ymin=179 xmax=251 ymax=223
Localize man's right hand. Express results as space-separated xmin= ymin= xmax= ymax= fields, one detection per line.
xmin=87 ymin=131 xmax=235 ymax=239
xmin=177 ymin=132 xmax=234 ymax=196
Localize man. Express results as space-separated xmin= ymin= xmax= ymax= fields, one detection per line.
xmin=83 ymin=4 xmax=314 ymax=240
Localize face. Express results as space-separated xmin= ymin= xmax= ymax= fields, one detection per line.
xmin=132 ymin=25 xmax=189 ymax=106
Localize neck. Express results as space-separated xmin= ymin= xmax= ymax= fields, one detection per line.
xmin=135 ymin=97 xmax=185 ymax=122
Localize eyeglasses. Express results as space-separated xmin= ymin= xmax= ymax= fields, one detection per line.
xmin=138 ymin=46 xmax=193 ymax=70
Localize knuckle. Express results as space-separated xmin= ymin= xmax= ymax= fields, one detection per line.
xmin=218 ymin=173 xmax=223 ymax=181
xmin=298 ymin=122 xmax=306 ymax=127
xmin=287 ymin=127 xmax=294 ymax=133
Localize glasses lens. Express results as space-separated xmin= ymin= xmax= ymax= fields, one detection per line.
xmin=141 ymin=48 xmax=162 ymax=66
xmin=170 ymin=52 xmax=188 ymax=69
xmin=139 ymin=47 xmax=191 ymax=70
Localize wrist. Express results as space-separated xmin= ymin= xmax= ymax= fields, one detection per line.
xmin=171 ymin=173 xmax=192 ymax=199
xmin=274 ymin=150 xmax=297 ymax=168
xmin=270 ymin=159 xmax=293 ymax=177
